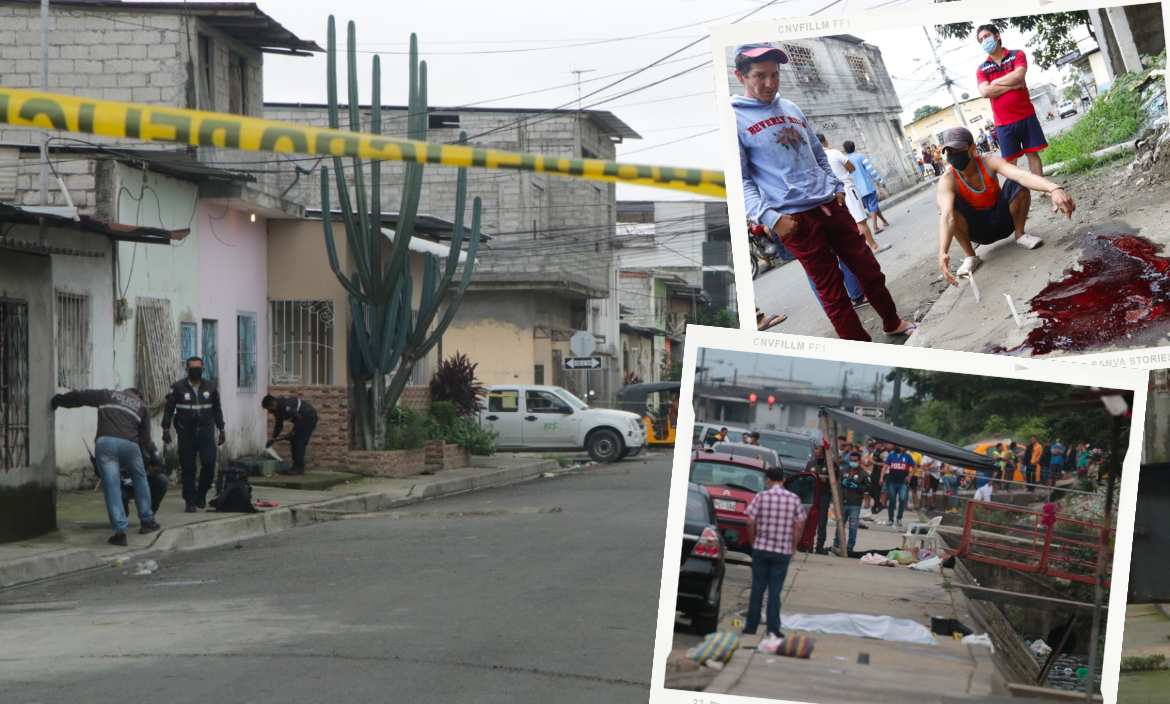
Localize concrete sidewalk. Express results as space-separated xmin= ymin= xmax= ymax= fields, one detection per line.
xmin=702 ymin=511 xmax=1006 ymax=704
xmin=0 ymin=455 xmax=559 ymax=591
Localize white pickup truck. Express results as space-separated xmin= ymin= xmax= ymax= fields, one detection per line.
xmin=479 ymin=385 xmax=646 ymax=463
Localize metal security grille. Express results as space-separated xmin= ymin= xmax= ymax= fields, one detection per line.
xmin=202 ymin=319 xmax=218 ymax=383
xmin=783 ymin=43 xmax=825 ymax=86
xmin=846 ymin=54 xmax=877 ymax=91
xmin=268 ymin=301 xmax=334 ymax=385
xmin=56 ymin=292 xmax=91 ymax=388
xmin=0 ymin=299 xmax=29 ymax=470
xmin=237 ymin=312 xmax=257 ymax=393
xmin=135 ymin=298 xmax=182 ymax=410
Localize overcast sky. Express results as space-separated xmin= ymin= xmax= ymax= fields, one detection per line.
xmin=698 ymin=349 xmax=899 ymax=400
xmin=184 ymin=0 xmax=1087 ymax=201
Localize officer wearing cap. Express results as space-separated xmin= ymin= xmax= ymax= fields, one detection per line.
xmin=732 ymin=42 xmax=915 ymax=343
xmin=935 ymin=126 xmax=1076 ymax=287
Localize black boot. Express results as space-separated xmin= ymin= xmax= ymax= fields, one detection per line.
xmin=108 ymin=533 xmax=127 ymax=546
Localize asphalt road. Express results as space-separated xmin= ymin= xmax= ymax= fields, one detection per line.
xmin=0 ymin=454 xmax=673 ymax=704
xmin=752 ymin=110 xmax=1087 ymax=343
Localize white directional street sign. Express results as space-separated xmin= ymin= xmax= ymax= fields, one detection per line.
xmin=853 ymin=406 xmax=885 ymax=419
xmin=564 ymin=356 xmax=603 ymax=370
xmin=569 ymin=331 xmax=596 ymax=357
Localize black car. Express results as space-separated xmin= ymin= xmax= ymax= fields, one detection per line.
xmin=677 ymin=481 xmax=726 ymax=634
xmin=755 ymin=429 xmax=816 ymax=475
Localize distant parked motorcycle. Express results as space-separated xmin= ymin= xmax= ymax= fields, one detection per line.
xmin=748 ymin=223 xmax=795 ymax=279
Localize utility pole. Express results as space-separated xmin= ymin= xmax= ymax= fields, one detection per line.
xmin=840 ymin=369 xmax=852 ymax=407
xmin=924 ymin=27 xmax=968 ymax=132
xmin=890 ymin=368 xmax=903 ymax=427
xmin=39 ymin=0 xmax=50 ymax=205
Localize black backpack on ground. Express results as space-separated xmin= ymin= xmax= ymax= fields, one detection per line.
xmin=209 ymin=466 xmax=259 ymax=513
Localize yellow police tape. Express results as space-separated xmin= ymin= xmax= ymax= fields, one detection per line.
xmin=0 ymin=88 xmax=726 ymax=198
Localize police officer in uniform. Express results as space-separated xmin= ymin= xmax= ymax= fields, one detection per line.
xmin=162 ymin=356 xmax=226 ymax=512
xmin=262 ymin=394 xmax=319 ymax=476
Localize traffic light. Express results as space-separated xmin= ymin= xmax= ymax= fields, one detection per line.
xmin=749 ymin=393 xmax=758 ymax=403
xmin=768 ymin=395 xmax=775 ymax=410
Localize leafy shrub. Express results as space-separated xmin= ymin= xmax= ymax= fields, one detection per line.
xmin=430 ymin=352 xmax=487 ymax=416
xmin=384 ymin=405 xmax=430 ymax=450
xmin=446 ymin=416 xmax=497 ymax=456
xmin=428 ymin=401 xmax=461 ymax=432
xmin=1121 ymin=654 xmax=1167 ymax=672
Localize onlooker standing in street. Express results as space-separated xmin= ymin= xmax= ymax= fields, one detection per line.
xmin=883 ymin=444 xmax=916 ymax=529
xmin=162 ymin=356 xmax=226 ymax=512
xmin=1051 ymin=439 xmax=1067 ymax=480
xmin=843 ymin=141 xmax=891 ymax=235
xmin=931 ymin=145 xmax=944 ymax=176
xmin=263 ymin=394 xmax=320 ymax=476
xmin=52 ymin=387 xmax=159 ymax=545
xmin=1027 ymin=435 xmax=1043 ymax=492
xmin=733 ymin=43 xmax=917 ymax=343
xmin=1040 ymin=439 xmax=1055 ymax=487
xmin=742 ymin=467 xmax=807 ymax=638
xmin=818 ymin=133 xmax=888 ymax=255
xmin=976 ymin=24 xmax=1048 ymax=180
xmin=1008 ymin=440 xmax=1026 ymax=484
xmin=940 ymin=465 xmax=961 ymax=513
xmin=973 ymin=462 xmax=995 ymax=503
xmin=919 ymin=455 xmax=941 ymax=511
xmin=831 ymin=450 xmax=871 ymax=556
xmin=977 ymin=128 xmax=990 ymax=154
xmin=806 ymin=444 xmax=832 ymax=555
xmin=872 ymin=441 xmax=890 ymax=513
xmin=992 ymin=442 xmax=1010 ymax=489
xmin=921 ymin=145 xmax=934 ymax=177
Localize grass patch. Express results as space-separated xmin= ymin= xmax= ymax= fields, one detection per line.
xmin=1045 ymin=51 xmax=1165 ymax=174
xmin=541 ymin=454 xmax=572 ymax=469
xmin=1121 ymin=654 xmax=1168 ymax=672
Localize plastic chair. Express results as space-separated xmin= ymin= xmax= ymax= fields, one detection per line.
xmin=899 ymin=515 xmax=943 ymax=551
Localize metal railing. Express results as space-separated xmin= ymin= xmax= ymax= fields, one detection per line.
xmin=956 ymin=500 xmax=1114 ymax=587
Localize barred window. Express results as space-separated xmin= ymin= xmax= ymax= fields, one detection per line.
xmin=237 ymin=312 xmax=258 ymax=393
xmin=56 ymin=292 xmax=91 ymax=388
xmin=0 ymin=298 xmax=29 ymax=470
xmin=846 ymin=54 xmax=878 ymax=91
xmin=783 ymin=43 xmax=826 ymax=86
xmin=269 ymin=301 xmax=335 ymax=386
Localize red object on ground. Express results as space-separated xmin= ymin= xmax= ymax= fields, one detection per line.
xmin=990 ymin=232 xmax=1170 ymax=355
xmin=254 ymin=501 xmax=280 ymax=508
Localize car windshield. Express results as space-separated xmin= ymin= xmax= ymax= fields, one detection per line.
xmin=685 ymin=489 xmax=712 ymax=523
xmin=689 ymin=461 xmax=767 ymax=494
xmin=758 ymin=438 xmax=813 ymax=460
xmin=556 ymin=390 xmax=589 ymax=410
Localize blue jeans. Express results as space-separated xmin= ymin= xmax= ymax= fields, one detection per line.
xmin=833 ymin=503 xmax=861 ymax=550
xmin=743 ymin=549 xmax=792 ymax=637
xmin=806 ymin=260 xmax=863 ymax=310
xmin=96 ymin=436 xmax=153 ymax=533
xmin=886 ymin=481 xmax=909 ymax=523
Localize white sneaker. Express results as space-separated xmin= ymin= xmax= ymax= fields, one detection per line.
xmin=956 ymin=255 xmax=982 ymax=277
xmin=1015 ymin=234 xmax=1042 ymax=249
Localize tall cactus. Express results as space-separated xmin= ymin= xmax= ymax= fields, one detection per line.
xmin=320 ymin=17 xmax=481 ymax=450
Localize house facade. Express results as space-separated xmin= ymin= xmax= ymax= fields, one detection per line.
xmin=726 ymin=35 xmax=920 ymax=196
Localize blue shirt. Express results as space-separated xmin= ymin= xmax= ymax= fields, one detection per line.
xmin=734 ymin=94 xmax=842 ymax=230
xmin=1050 ymin=443 xmax=1066 ymax=466
xmin=845 ymin=153 xmax=885 ymax=197
xmin=884 ymin=452 xmax=916 ymax=483
xmin=975 ymin=469 xmax=993 ymax=489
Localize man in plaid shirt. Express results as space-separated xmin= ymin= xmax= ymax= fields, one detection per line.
xmin=743 ymin=467 xmax=807 ymax=637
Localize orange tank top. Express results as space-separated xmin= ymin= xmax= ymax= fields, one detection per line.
xmin=948 ymin=156 xmax=1000 ymax=210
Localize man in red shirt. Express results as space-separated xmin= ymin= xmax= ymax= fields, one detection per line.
xmin=976 ymin=24 xmax=1047 ymax=179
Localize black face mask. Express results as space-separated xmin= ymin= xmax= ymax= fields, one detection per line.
xmin=947 ymin=150 xmax=972 ymax=171
xmin=187 ymin=368 xmax=203 ymax=382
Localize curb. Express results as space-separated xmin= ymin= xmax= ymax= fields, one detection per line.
xmin=0 ymin=459 xmax=558 ymax=591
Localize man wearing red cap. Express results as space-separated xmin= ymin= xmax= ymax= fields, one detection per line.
xmin=936 ymin=126 xmax=1075 ymax=285
xmin=733 ymin=42 xmax=916 ymax=342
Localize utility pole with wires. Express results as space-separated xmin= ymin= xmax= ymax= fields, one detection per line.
xmin=923 ymin=27 xmax=969 ymax=134
xmin=39 ymin=0 xmax=49 ymax=205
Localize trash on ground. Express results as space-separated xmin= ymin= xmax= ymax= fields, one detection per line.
xmin=886 ymin=549 xmax=915 ymax=564
xmin=1030 ymin=638 xmax=1053 ymax=657
xmin=759 ymin=633 xmax=784 ymax=653
xmin=780 ymin=613 xmax=937 ymax=644
xmin=686 ymin=630 xmax=740 ymax=664
xmin=858 ymin=652 xmax=870 ymax=665
xmin=133 ymin=559 xmax=158 ymax=576
xmin=909 ymin=556 xmax=943 ymax=572
xmin=704 ymin=660 xmax=725 ymax=670
xmin=860 ymin=553 xmax=897 ymax=566
xmin=254 ymin=501 xmax=280 ymax=508
xmin=962 ymin=633 xmax=995 ymax=653
xmin=1005 ymin=294 xmax=1023 ymax=328
xmin=765 ymin=658 xmax=776 ymax=664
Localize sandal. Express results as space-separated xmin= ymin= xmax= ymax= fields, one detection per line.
xmin=885 ymin=322 xmax=918 ymax=337
xmin=757 ymin=313 xmax=786 ymax=331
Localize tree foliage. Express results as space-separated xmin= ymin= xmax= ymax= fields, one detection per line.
xmin=913 ymin=104 xmax=944 ymax=121
xmin=890 ymin=369 xmax=1128 ymax=455
xmin=934 ymin=9 xmax=1093 ymax=70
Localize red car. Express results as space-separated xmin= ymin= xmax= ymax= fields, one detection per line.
xmin=689 ymin=451 xmax=825 ymax=553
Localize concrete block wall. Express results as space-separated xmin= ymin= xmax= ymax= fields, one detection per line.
xmin=347 ymin=448 xmax=426 ymax=478
xmin=11 ymin=151 xmax=99 ymax=213
xmin=261 ymin=105 xmax=619 ymax=297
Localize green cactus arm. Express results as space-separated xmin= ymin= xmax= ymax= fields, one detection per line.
xmin=348 ymin=291 xmax=376 ymax=373
xmin=320 ymin=166 xmax=365 ymax=299
xmin=414 ymin=196 xmax=481 ymax=359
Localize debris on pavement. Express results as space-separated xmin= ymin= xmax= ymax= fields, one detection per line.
xmin=963 ymin=633 xmax=996 ymax=653
xmin=686 ymin=630 xmax=740 ymax=664
xmin=132 ymin=559 xmax=158 ymax=576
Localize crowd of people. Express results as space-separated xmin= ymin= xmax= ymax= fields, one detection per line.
xmin=739 ymin=24 xmax=1077 ymax=341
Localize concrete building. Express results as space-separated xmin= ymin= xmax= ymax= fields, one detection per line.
xmin=0 ymin=1 xmax=318 ymax=515
xmin=904 ymin=97 xmax=995 ymax=149
xmin=693 ymin=381 xmax=884 ymax=437
xmin=726 ymin=35 xmax=920 ymax=196
xmin=1089 ymin=4 xmax=1166 ymax=82
xmin=261 ymin=103 xmax=641 ymax=400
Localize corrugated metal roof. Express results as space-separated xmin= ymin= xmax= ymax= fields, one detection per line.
xmin=0 ymin=202 xmax=185 ymax=244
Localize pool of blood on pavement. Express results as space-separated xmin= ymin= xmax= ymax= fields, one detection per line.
xmin=989 ymin=233 xmax=1170 ymax=356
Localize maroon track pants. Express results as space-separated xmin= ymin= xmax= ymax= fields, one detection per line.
xmin=781 ymin=198 xmax=902 ymax=341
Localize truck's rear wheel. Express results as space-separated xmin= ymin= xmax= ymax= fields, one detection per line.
xmin=587 ymin=429 xmax=623 ymax=463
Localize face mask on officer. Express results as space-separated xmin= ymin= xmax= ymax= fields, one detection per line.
xmin=947 ymin=148 xmax=972 ymax=171
xmin=848 ymin=460 xmax=860 ymax=468
xmin=187 ymin=366 xmax=203 ymax=382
